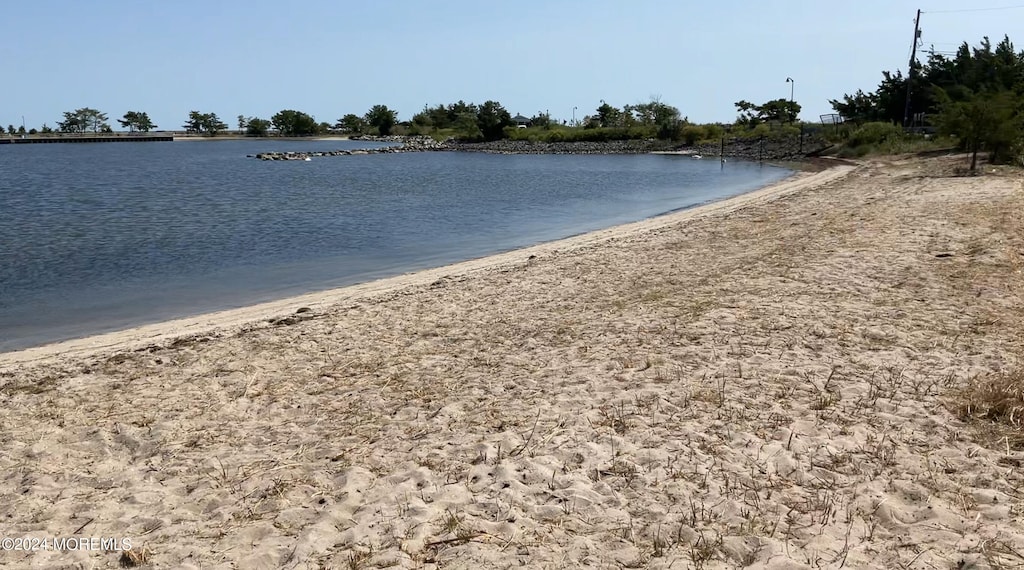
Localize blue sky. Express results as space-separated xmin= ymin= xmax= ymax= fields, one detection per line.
xmin=2 ymin=0 xmax=1022 ymax=130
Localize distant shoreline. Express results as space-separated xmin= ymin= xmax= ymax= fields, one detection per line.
xmin=0 ymin=132 xmax=353 ymax=144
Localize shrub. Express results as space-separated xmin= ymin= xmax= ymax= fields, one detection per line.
xmin=703 ymin=124 xmax=725 ymax=141
xmin=846 ymin=122 xmax=903 ymax=147
xmin=680 ymin=125 xmax=705 ymax=145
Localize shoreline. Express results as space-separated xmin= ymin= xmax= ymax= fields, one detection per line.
xmin=2 ymin=154 xmax=1022 ymax=568
xmin=0 ymin=165 xmax=846 ymax=368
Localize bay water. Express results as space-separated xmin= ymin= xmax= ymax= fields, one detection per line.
xmin=0 ymin=140 xmax=790 ymax=351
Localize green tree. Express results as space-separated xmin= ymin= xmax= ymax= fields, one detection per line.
xmin=830 ymin=35 xmax=1024 ymax=126
xmin=412 ymin=105 xmax=435 ymax=129
xmin=829 ymin=89 xmax=880 ymax=124
xmin=476 ymin=100 xmax=511 ymax=141
xmin=530 ymin=111 xmax=553 ymax=129
xmin=40 ymin=124 xmax=53 ymax=134
xmin=184 ymin=111 xmax=228 ymax=136
xmin=336 ymin=113 xmax=367 ymax=133
xmin=271 ymin=109 xmax=320 ymax=136
xmin=206 ymin=113 xmax=228 ymax=136
xmin=453 ymin=111 xmax=481 ymax=140
xmin=632 ymin=97 xmax=681 ymax=126
xmin=935 ymin=89 xmax=1022 ymax=172
xmin=237 ymin=115 xmax=248 ymax=134
xmin=118 ymin=111 xmax=156 ymax=132
xmin=28 ymin=128 xmax=37 ymax=135
xmin=118 ymin=111 xmax=136 ymax=132
xmin=57 ymin=108 xmax=109 ymax=133
xmin=595 ymin=102 xmax=622 ymax=127
xmin=759 ymin=99 xmax=802 ymax=123
xmin=183 ymin=111 xmax=202 ymax=134
xmin=365 ymin=105 xmax=398 ymax=136
xmin=57 ymin=113 xmax=82 ymax=133
xmin=17 ymin=125 xmax=26 ymax=135
xmin=245 ymin=117 xmax=271 ymax=136
xmin=734 ymin=99 xmax=801 ymax=125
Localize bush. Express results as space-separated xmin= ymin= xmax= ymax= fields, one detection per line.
xmin=846 ymin=122 xmax=903 ymax=147
xmin=680 ymin=125 xmax=705 ymax=145
xmin=657 ymin=120 xmax=685 ymax=141
xmin=703 ymin=124 xmax=725 ymax=141
xmin=768 ymin=124 xmax=802 ymax=139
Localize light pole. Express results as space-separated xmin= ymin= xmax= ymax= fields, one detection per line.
xmin=572 ymin=106 xmax=577 ymax=126
xmin=785 ymin=78 xmax=796 ymax=123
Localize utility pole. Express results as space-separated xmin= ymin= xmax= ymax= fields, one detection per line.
xmin=902 ymin=9 xmax=922 ymax=128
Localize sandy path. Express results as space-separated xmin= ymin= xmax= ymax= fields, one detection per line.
xmin=1 ymin=156 xmax=1022 ymax=569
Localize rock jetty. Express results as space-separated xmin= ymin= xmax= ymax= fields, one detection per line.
xmin=252 ymin=134 xmax=829 ymax=162
xmin=251 ymin=136 xmax=445 ymax=161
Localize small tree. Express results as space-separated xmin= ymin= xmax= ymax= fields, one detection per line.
xmin=246 ymin=117 xmax=271 ymax=136
xmin=530 ymin=111 xmax=552 ymax=129
xmin=936 ymin=89 xmax=1022 ymax=172
xmin=336 ymin=114 xmax=366 ymax=134
xmin=57 ymin=108 xmax=109 ymax=133
xmin=632 ymin=97 xmax=681 ymax=126
xmin=365 ymin=105 xmax=398 ymax=136
xmin=271 ymin=109 xmax=320 ymax=136
xmin=476 ymin=100 xmax=511 ymax=141
xmin=453 ymin=112 xmax=481 ymax=140
xmin=184 ymin=111 xmax=228 ymax=136
xmin=237 ymin=115 xmax=248 ymax=134
xmin=118 ymin=111 xmax=156 ymax=132
xmin=735 ymin=99 xmax=801 ymax=125
xmin=205 ymin=113 xmax=228 ymax=136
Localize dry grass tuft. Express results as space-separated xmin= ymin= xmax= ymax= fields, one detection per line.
xmin=119 ymin=546 xmax=151 ymax=567
xmin=950 ymin=367 xmax=1024 ymax=448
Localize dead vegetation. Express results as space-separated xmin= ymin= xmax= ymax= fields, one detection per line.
xmin=950 ymin=367 xmax=1024 ymax=450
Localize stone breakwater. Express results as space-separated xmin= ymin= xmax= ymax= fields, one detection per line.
xmin=452 ymin=139 xmax=678 ymax=155
xmin=456 ymin=135 xmax=832 ymax=160
xmin=252 ymin=134 xmax=830 ymax=161
xmin=252 ymin=137 xmax=445 ymax=161
xmin=687 ymin=134 xmax=832 ymax=162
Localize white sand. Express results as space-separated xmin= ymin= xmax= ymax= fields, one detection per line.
xmin=1 ymin=155 xmax=1022 ymax=569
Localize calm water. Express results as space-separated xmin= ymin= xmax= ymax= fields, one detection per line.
xmin=0 ymin=140 xmax=790 ymax=351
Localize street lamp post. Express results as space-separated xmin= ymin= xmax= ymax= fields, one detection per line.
xmin=573 ymin=106 xmax=578 ymax=126
xmin=785 ymin=77 xmax=794 ymax=102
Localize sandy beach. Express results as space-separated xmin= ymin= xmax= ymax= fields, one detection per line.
xmin=1 ymin=155 xmax=1022 ymax=569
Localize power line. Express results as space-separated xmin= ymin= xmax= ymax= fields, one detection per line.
xmin=923 ymin=4 xmax=1024 ymax=13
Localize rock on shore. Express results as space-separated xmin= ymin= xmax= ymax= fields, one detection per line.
xmin=252 ymin=134 xmax=830 ymax=161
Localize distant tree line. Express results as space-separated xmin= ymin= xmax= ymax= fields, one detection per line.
xmin=830 ymin=34 xmax=1024 ymax=169
xmin=5 ymin=95 xmax=813 ymax=145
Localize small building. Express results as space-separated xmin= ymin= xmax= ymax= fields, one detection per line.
xmin=512 ymin=114 xmax=532 ymax=128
